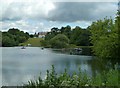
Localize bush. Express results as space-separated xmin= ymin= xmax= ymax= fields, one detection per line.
xmin=49 ymin=34 xmax=69 ymax=48
xmin=50 ymin=40 xmax=68 ymax=48
xmin=89 ymin=17 xmax=119 ymax=59
xmin=24 ymin=65 xmax=119 ymax=87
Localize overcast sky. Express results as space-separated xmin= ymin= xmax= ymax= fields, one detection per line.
xmin=0 ymin=0 xmax=119 ymax=34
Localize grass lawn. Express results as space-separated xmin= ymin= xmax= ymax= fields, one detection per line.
xmin=19 ymin=38 xmax=44 ymax=47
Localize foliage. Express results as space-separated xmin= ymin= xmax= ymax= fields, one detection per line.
xmin=40 ymin=40 xmax=51 ymax=48
xmin=70 ymin=26 xmax=91 ymax=46
xmin=2 ymin=35 xmax=16 ymax=47
xmin=0 ymin=31 xmax=2 ymax=46
xmin=43 ymin=25 xmax=91 ymax=48
xmin=29 ymin=34 xmax=34 ymax=38
xmin=24 ymin=65 xmax=119 ymax=87
xmin=45 ymin=32 xmax=56 ymax=41
xmin=89 ymin=17 xmax=119 ymax=59
xmin=45 ymin=26 xmax=71 ymax=40
xmin=63 ymin=25 xmax=71 ymax=39
xmin=60 ymin=27 xmax=65 ymax=34
xmin=49 ymin=34 xmax=69 ymax=48
xmin=2 ymin=28 xmax=30 ymax=47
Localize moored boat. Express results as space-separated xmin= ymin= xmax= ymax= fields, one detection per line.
xmin=74 ymin=48 xmax=82 ymax=51
xmin=21 ymin=46 xmax=26 ymax=49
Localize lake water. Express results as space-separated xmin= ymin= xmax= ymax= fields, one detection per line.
xmin=2 ymin=47 xmax=118 ymax=86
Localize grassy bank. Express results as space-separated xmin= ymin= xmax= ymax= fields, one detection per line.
xmin=19 ymin=38 xmax=44 ymax=47
xmin=20 ymin=37 xmax=92 ymax=48
xmin=24 ymin=65 xmax=119 ymax=87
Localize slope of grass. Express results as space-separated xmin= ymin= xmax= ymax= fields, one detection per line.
xmin=19 ymin=38 xmax=44 ymax=47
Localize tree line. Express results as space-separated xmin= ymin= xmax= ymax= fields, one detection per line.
xmin=2 ymin=28 xmax=30 ymax=47
xmin=41 ymin=25 xmax=92 ymax=48
xmin=41 ymin=10 xmax=119 ymax=60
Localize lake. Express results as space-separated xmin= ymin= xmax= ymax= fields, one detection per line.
xmin=2 ymin=47 xmax=118 ymax=86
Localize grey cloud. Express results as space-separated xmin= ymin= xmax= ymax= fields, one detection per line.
xmin=47 ymin=2 xmax=117 ymax=22
xmin=1 ymin=1 xmax=53 ymax=21
xmin=2 ymin=3 xmax=25 ymax=21
xmin=1 ymin=2 xmax=118 ymax=22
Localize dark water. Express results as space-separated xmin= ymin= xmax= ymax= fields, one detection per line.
xmin=52 ymin=47 xmax=93 ymax=56
xmin=2 ymin=47 xmax=119 ymax=86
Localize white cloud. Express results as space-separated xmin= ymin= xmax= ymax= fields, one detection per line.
xmin=75 ymin=21 xmax=91 ymax=26
xmin=72 ymin=20 xmax=92 ymax=28
xmin=1 ymin=1 xmax=117 ymax=22
xmin=1 ymin=0 xmax=118 ymax=33
xmin=16 ymin=20 xmax=28 ymax=26
xmin=49 ymin=21 xmax=56 ymax=23
xmin=1 ymin=20 xmax=50 ymax=34
xmin=51 ymin=0 xmax=118 ymax=2
xmin=40 ymin=23 xmax=44 ymax=26
xmin=92 ymin=3 xmax=117 ymax=19
xmin=42 ymin=28 xmax=51 ymax=32
xmin=1 ymin=0 xmax=55 ymax=21
xmin=22 ymin=30 xmax=29 ymax=32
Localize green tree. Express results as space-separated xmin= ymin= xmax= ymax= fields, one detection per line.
xmin=30 ymin=34 xmax=34 ymax=38
xmin=51 ymin=27 xmax=59 ymax=34
xmin=8 ymin=28 xmax=20 ymax=35
xmin=2 ymin=36 xmax=16 ymax=46
xmin=45 ymin=32 xmax=56 ymax=40
xmin=60 ymin=27 xmax=65 ymax=34
xmin=63 ymin=25 xmax=71 ymax=39
xmin=2 ymin=28 xmax=30 ymax=47
xmin=70 ymin=26 xmax=90 ymax=46
xmin=45 ymin=27 xmax=60 ymax=40
xmin=17 ymin=36 xmax=26 ymax=43
xmin=90 ymin=17 xmax=119 ymax=59
xmin=49 ymin=34 xmax=69 ymax=48
xmin=0 ymin=31 xmax=2 ymax=46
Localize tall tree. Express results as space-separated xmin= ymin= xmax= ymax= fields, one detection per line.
xmin=63 ymin=25 xmax=71 ymax=39
xmin=90 ymin=17 xmax=119 ymax=59
xmin=2 ymin=28 xmax=30 ymax=47
xmin=70 ymin=26 xmax=90 ymax=46
xmin=8 ymin=28 xmax=20 ymax=35
xmin=60 ymin=27 xmax=65 ymax=34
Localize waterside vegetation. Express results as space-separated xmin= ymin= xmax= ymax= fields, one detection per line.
xmin=40 ymin=25 xmax=91 ymax=48
xmin=24 ymin=65 xmax=119 ymax=87
xmin=2 ymin=28 xmax=29 ymax=47
xmin=40 ymin=11 xmax=120 ymax=60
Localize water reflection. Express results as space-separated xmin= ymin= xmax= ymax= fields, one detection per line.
xmin=2 ymin=47 xmax=119 ymax=86
xmin=52 ymin=47 xmax=93 ymax=56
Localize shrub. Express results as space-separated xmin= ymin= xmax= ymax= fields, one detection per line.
xmin=24 ymin=65 xmax=119 ymax=87
xmin=49 ymin=34 xmax=69 ymax=48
